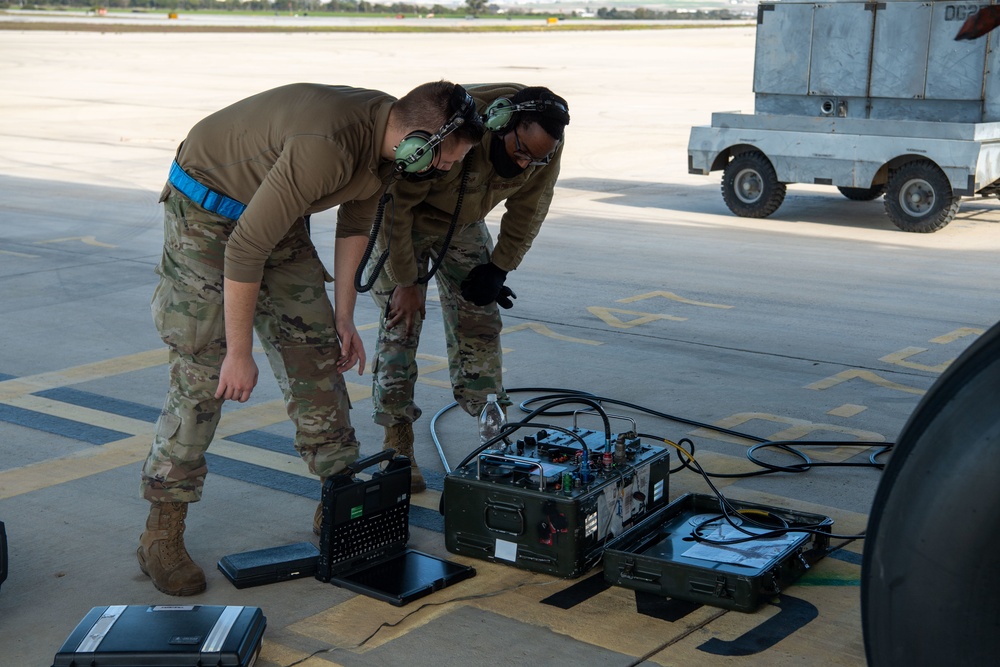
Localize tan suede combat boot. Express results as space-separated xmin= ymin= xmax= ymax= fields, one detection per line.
xmin=384 ymin=423 xmax=426 ymax=493
xmin=137 ymin=501 xmax=206 ymax=596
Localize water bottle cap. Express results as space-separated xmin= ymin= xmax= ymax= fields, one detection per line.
xmin=487 ymin=393 xmax=498 ymax=402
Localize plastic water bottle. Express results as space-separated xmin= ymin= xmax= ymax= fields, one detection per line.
xmin=479 ymin=393 xmax=506 ymax=451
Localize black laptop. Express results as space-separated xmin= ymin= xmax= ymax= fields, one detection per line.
xmin=315 ymin=450 xmax=475 ymax=606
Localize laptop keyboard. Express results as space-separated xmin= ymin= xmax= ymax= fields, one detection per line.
xmin=328 ymin=502 xmax=408 ymax=563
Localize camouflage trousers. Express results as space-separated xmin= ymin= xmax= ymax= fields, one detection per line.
xmin=141 ymin=188 xmax=359 ymax=503
xmin=369 ymin=219 xmax=510 ymax=426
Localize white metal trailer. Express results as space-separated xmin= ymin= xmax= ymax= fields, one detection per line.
xmin=687 ymin=0 xmax=1000 ymax=232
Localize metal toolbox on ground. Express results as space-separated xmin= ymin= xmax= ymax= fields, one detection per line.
xmin=444 ymin=426 xmax=670 ymax=578
xmin=50 ymin=604 xmax=266 ymax=667
xmin=602 ymin=493 xmax=833 ymax=612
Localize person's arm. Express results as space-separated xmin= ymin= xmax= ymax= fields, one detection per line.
xmin=215 ymin=278 xmax=261 ymax=402
xmin=491 ymin=145 xmax=563 ymax=271
xmin=334 ymin=234 xmax=369 ymax=375
xmin=384 ymin=284 xmax=425 ymax=334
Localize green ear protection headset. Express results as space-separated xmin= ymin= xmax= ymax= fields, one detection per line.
xmin=481 ymin=96 xmax=570 ymax=133
xmin=394 ymin=85 xmax=479 ymax=174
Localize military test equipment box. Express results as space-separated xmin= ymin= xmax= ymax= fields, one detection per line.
xmin=444 ymin=425 xmax=670 ymax=578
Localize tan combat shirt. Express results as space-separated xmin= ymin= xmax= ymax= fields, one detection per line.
xmin=172 ymin=83 xmax=396 ymax=283
xmin=382 ymin=83 xmax=563 ymax=286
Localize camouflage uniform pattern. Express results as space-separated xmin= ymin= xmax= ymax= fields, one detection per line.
xmin=141 ymin=188 xmax=359 ymax=503
xmin=369 ymin=219 xmax=510 ymax=427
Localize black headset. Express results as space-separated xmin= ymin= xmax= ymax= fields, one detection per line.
xmin=394 ymin=85 xmax=480 ymax=174
xmin=481 ymin=96 xmax=570 ymax=133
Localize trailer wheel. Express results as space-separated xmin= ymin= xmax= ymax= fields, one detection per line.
xmin=838 ymin=184 xmax=885 ymax=201
xmin=721 ymin=151 xmax=786 ymax=218
xmin=884 ymin=160 xmax=960 ymax=233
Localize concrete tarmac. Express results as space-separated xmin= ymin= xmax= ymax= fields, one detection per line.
xmin=2 ymin=24 xmax=1000 ymax=667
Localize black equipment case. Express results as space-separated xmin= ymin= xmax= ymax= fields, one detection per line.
xmin=316 ymin=450 xmax=475 ymax=606
xmin=444 ymin=426 xmax=671 ymax=578
xmin=602 ymin=493 xmax=833 ymax=612
xmin=50 ymin=604 xmax=266 ymax=667
xmin=218 ymin=541 xmax=319 ymax=589
xmin=0 ymin=520 xmax=7 ymax=592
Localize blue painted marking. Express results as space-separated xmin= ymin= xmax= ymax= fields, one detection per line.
xmin=0 ymin=373 xmax=17 ymax=381
xmin=24 ymin=387 xmax=312 ymax=461
xmin=226 ymin=430 xmax=296 ymax=455
xmin=0 ymin=403 xmax=130 ymax=445
xmin=34 ymin=387 xmax=161 ymax=423
xmin=205 ymin=452 xmax=445 ymax=532
xmin=206 ymin=453 xmax=319 ymax=498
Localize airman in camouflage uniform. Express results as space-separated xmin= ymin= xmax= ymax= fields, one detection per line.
xmin=138 ymin=81 xmax=482 ymax=597
xmin=144 ymin=196 xmax=359 ymax=503
xmin=370 ymin=84 xmax=570 ymax=492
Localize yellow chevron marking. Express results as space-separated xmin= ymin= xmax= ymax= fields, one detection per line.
xmin=587 ymin=307 xmax=685 ymax=329
xmin=617 ymin=290 xmax=733 ymax=309
xmin=805 ymin=369 xmax=926 ymax=395
xmin=34 ymin=235 xmax=116 ymax=248
xmin=502 ymin=322 xmax=603 ymax=345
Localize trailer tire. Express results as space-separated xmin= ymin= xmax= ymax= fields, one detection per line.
xmin=721 ymin=151 xmax=786 ymax=218
xmin=884 ymin=160 xmax=960 ymax=233
xmin=838 ymin=184 xmax=885 ymax=201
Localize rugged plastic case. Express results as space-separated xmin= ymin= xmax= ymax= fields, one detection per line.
xmin=602 ymin=492 xmax=833 ymax=612
xmin=50 ymin=604 xmax=266 ymax=667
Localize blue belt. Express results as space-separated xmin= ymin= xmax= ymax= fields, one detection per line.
xmin=168 ymin=161 xmax=247 ymax=220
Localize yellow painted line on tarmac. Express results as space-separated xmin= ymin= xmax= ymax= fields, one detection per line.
xmin=0 ymin=348 xmax=169 ymax=401
xmin=501 ymin=321 xmax=603 ymax=345
xmin=344 ymin=379 xmax=373 ymax=402
xmin=828 ymin=403 xmax=867 ymax=418
xmin=0 ymin=432 xmax=305 ymax=499
xmin=879 ymin=346 xmax=952 ymax=373
xmin=212 ymin=380 xmax=370 ymax=436
xmin=215 ymin=400 xmax=296 ymax=435
xmin=34 ymin=235 xmax=117 ymax=248
xmin=587 ymin=306 xmax=686 ymax=328
xmin=688 ymin=412 xmax=885 ymax=462
xmin=0 ymin=248 xmax=39 ymax=258
xmin=643 ymin=583 xmax=865 ymax=666
xmin=410 ymin=488 xmax=442 ymax=512
xmin=617 ymin=290 xmax=733 ymax=309
xmin=0 ymin=433 xmax=149 ymax=500
xmin=259 ymin=641 xmax=342 ymax=667
xmin=4 ymin=393 xmax=153 ymax=434
xmin=417 ymin=377 xmax=452 ymax=389
xmin=930 ymin=326 xmax=984 ymax=344
xmin=476 ymin=575 xmax=727 ymax=659
xmin=288 ymin=554 xmax=546 ymax=652
xmin=210 ymin=439 xmax=314 ymax=478
xmin=805 ymin=369 xmax=926 ymax=395
xmin=0 ymin=377 xmax=374 ymax=499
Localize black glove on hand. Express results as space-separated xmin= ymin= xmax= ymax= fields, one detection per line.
xmin=496 ymin=286 xmax=517 ymax=309
xmin=461 ymin=262 xmax=508 ymax=306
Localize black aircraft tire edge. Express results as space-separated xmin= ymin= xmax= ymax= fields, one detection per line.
xmin=862 ymin=320 xmax=1000 ymax=665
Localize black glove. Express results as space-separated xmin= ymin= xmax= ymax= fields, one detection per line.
xmin=496 ymin=285 xmax=517 ymax=309
xmin=461 ymin=262 xmax=508 ymax=306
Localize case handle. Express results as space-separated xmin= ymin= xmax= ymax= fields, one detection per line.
xmin=344 ymin=449 xmax=400 ymax=476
